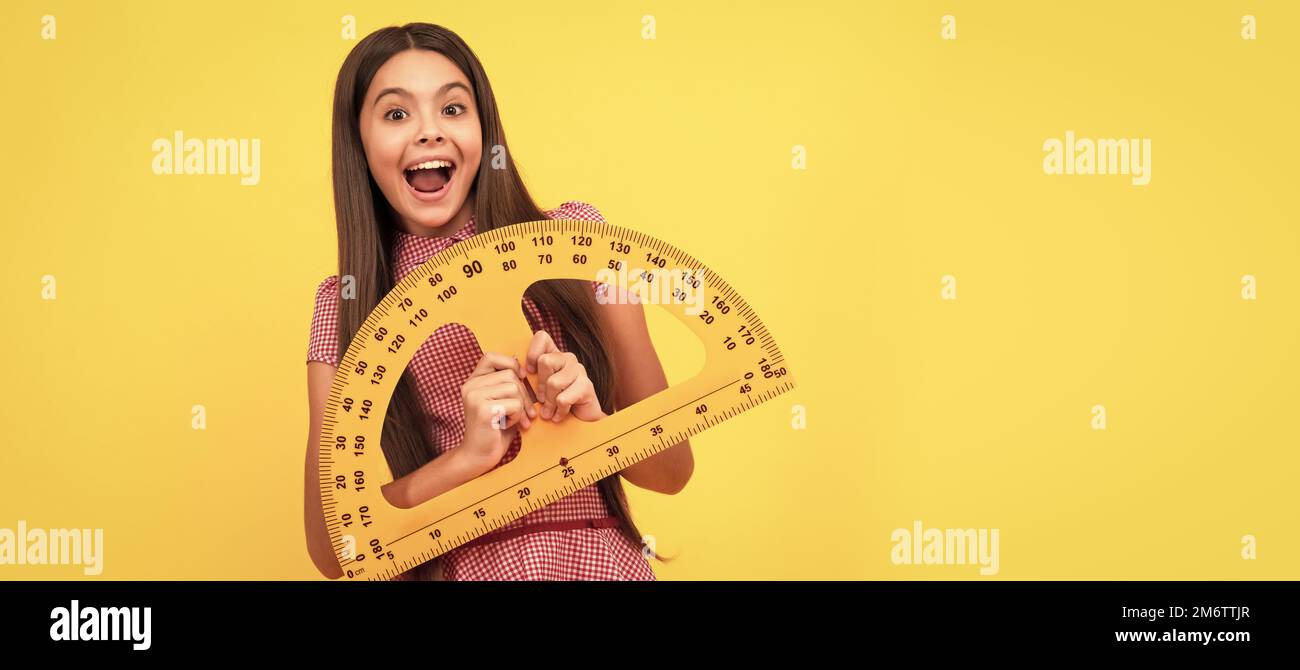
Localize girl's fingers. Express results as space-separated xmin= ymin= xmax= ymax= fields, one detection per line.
xmin=464 ymin=357 xmax=531 ymax=412
xmin=525 ymin=330 xmax=559 ymax=375
xmin=480 ymin=379 xmax=535 ymax=421
xmin=512 ymin=375 xmax=538 ymax=420
xmin=498 ymin=373 xmax=537 ymax=419
xmin=481 ymin=379 xmax=536 ymax=406
xmin=534 ymin=351 xmax=557 ymax=410
xmin=551 ymin=381 xmax=588 ymax=423
xmin=481 ymin=395 xmax=529 ymax=430
xmin=469 ymin=352 xmax=523 ymax=380
xmin=462 ymin=368 xmax=524 ymax=395
xmin=538 ymin=359 xmax=578 ymax=419
xmin=534 ymin=351 xmax=571 ymax=401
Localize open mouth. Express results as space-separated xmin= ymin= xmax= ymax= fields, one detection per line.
xmin=403 ymin=159 xmax=455 ymax=195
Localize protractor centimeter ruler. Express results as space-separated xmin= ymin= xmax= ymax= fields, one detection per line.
xmin=320 ymin=219 xmax=795 ymax=580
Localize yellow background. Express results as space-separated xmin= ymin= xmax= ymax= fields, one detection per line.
xmin=1 ymin=1 xmax=1296 ymax=579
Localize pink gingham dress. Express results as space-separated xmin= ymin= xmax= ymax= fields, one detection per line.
xmin=307 ymin=201 xmax=656 ymax=581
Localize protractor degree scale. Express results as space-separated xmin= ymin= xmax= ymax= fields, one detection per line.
xmin=320 ymin=219 xmax=795 ymax=580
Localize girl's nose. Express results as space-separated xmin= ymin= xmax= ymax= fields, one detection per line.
xmin=417 ymin=117 xmax=444 ymax=144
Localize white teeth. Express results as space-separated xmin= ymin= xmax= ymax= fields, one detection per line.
xmin=406 ymin=159 xmax=453 ymax=171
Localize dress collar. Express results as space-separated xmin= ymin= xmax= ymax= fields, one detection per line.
xmin=391 ymin=215 xmax=477 ymax=281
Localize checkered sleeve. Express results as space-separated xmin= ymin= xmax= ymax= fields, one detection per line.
xmin=307 ymin=275 xmax=341 ymax=366
xmin=548 ymin=200 xmax=606 ymax=225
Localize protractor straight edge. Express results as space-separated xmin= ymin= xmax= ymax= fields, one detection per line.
xmin=318 ymin=219 xmax=795 ymax=580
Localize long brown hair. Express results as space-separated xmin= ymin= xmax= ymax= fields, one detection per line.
xmin=331 ymin=23 xmax=671 ymax=580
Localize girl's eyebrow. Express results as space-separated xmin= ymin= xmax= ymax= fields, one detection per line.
xmin=373 ymin=82 xmax=471 ymax=108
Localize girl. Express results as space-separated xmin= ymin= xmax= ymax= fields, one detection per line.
xmin=303 ymin=23 xmax=693 ymax=581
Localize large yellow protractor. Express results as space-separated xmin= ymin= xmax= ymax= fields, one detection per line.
xmin=320 ymin=219 xmax=794 ymax=580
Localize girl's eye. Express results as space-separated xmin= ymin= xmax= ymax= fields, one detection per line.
xmin=443 ymin=104 xmax=466 ymax=116
xmin=385 ymin=108 xmax=408 ymax=121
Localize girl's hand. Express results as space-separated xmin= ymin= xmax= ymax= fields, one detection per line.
xmin=457 ymin=352 xmax=536 ymax=474
xmin=526 ymin=330 xmax=606 ymax=423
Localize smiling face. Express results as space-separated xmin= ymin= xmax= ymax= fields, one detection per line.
xmin=359 ymin=49 xmax=482 ymax=237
